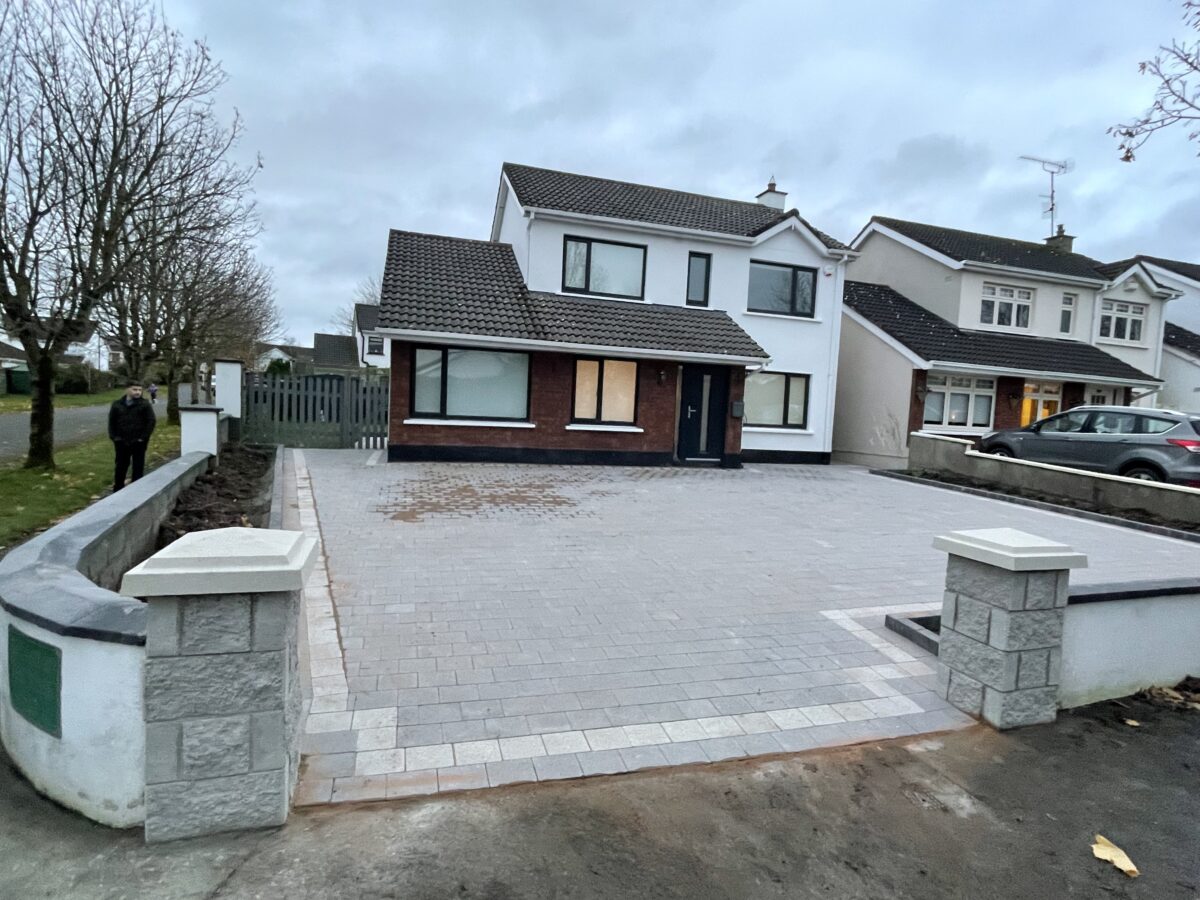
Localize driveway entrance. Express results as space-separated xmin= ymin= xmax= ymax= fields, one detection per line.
xmin=293 ymin=454 xmax=1200 ymax=803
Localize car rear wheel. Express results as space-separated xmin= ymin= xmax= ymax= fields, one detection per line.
xmin=1121 ymin=464 xmax=1163 ymax=482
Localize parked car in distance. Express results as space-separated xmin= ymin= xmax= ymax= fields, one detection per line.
xmin=979 ymin=406 xmax=1200 ymax=485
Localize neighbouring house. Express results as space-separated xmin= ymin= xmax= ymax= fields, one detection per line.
xmin=1161 ymin=323 xmax=1200 ymax=412
xmin=354 ymin=303 xmax=388 ymax=367
xmin=254 ymin=342 xmax=315 ymax=373
xmin=1101 ymin=255 xmax=1200 ymax=333
xmin=311 ymin=332 xmax=360 ymax=372
xmin=374 ymin=162 xmax=857 ymax=465
xmin=834 ymin=218 xmax=1176 ymax=468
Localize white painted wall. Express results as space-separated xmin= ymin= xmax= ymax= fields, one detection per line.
xmin=0 ymin=613 xmax=145 ymax=827
xmin=955 ymin=269 xmax=1105 ymax=346
xmin=832 ymin=315 xmax=915 ymax=467
xmin=1151 ymin=266 xmax=1200 ymax=332
xmin=1091 ymin=275 xmax=1167 ymax=379
xmin=212 ymin=361 xmax=243 ymax=419
xmin=496 ymin=178 xmax=531 ymax=279
xmin=357 ymin=324 xmax=391 ymax=369
xmin=847 ymin=232 xmax=962 ymax=323
xmin=1059 ymin=594 xmax=1200 ymax=708
xmin=514 ymin=215 xmax=845 ymax=454
xmin=1160 ymin=347 xmax=1200 ymax=412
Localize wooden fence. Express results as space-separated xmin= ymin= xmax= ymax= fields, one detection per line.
xmin=242 ymin=373 xmax=388 ymax=449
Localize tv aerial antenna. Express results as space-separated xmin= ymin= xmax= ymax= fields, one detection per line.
xmin=1019 ymin=155 xmax=1073 ymax=235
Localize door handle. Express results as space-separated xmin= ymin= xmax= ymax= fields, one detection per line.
xmin=687 ymin=406 xmax=697 ymax=419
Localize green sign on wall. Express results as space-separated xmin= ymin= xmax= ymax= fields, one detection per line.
xmin=8 ymin=625 xmax=61 ymax=738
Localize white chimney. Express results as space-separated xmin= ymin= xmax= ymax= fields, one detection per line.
xmin=756 ymin=177 xmax=787 ymax=210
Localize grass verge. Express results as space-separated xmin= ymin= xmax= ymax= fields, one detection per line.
xmin=0 ymin=423 xmax=180 ymax=551
xmin=0 ymin=387 xmax=128 ymax=415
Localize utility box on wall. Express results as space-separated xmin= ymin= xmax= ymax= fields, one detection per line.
xmin=8 ymin=625 xmax=62 ymax=738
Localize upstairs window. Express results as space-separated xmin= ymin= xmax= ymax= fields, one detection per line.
xmin=1060 ymin=294 xmax=1076 ymax=334
xmin=573 ymin=359 xmax=638 ymax=424
xmin=980 ymin=283 xmax=1032 ymax=329
xmin=747 ymin=261 xmax=816 ymax=318
xmin=562 ymin=236 xmax=646 ymax=299
xmin=367 ymin=335 xmax=384 ymax=355
xmin=1099 ymin=301 xmax=1145 ymax=342
xmin=686 ymin=252 xmax=711 ymax=307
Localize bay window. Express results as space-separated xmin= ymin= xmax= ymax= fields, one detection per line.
xmin=562 ymin=236 xmax=646 ymax=299
xmin=923 ymin=374 xmax=995 ymax=428
xmin=573 ymin=358 xmax=638 ymax=424
xmin=412 ymin=347 xmax=529 ymax=420
xmin=744 ymin=371 xmax=809 ymax=428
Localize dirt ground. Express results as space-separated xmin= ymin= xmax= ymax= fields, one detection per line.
xmin=1 ymin=694 xmax=1196 ymax=899
xmin=157 ymin=444 xmax=274 ymax=547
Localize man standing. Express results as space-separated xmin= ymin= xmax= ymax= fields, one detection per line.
xmin=109 ymin=380 xmax=156 ymax=491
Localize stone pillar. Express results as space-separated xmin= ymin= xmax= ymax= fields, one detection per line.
xmin=180 ymin=405 xmax=222 ymax=459
xmin=932 ymin=528 xmax=1087 ymax=729
xmin=212 ymin=359 xmax=244 ymax=440
xmin=121 ymin=527 xmax=317 ymax=843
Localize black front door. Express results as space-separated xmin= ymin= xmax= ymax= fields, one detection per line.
xmin=677 ymin=365 xmax=730 ymax=462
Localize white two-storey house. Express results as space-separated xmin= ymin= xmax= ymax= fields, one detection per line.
xmin=834 ymin=218 xmax=1179 ymax=468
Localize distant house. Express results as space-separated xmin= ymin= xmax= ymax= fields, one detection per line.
xmin=311 ymin=333 xmax=360 ymax=372
xmin=1102 ymin=255 xmax=1200 ymax=334
xmin=1162 ymin=323 xmax=1200 ymax=412
xmin=354 ymin=303 xmax=387 ymax=367
xmin=254 ymin=342 xmax=315 ymax=372
xmin=834 ymin=218 xmax=1178 ymax=467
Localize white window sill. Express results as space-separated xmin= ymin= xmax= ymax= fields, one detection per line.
xmin=402 ymin=418 xmax=535 ymax=429
xmin=743 ymin=426 xmax=814 ymax=434
xmin=565 ymin=423 xmax=644 ymax=433
xmin=1095 ymin=337 xmax=1147 ymax=348
xmin=743 ymin=311 xmax=822 ymax=324
xmin=919 ymin=425 xmax=992 ymax=434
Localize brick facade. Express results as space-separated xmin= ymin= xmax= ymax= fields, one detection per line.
xmin=388 ymin=341 xmax=744 ymax=465
xmin=992 ymin=376 xmax=1025 ymax=432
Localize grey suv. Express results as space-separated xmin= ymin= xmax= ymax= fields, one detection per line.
xmin=979 ymin=406 xmax=1200 ymax=485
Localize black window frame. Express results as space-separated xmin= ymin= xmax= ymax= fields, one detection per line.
xmin=366 ymin=335 xmax=384 ymax=355
xmin=685 ymin=252 xmax=712 ymax=307
xmin=744 ymin=371 xmax=810 ymax=429
xmin=570 ymin=357 xmax=640 ymax=425
xmin=561 ymin=235 xmax=647 ymax=300
xmin=409 ymin=345 xmax=532 ymax=422
xmin=747 ymin=260 xmax=818 ymax=318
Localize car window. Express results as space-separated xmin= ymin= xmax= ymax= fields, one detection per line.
xmin=1139 ymin=416 xmax=1178 ymax=435
xmin=1039 ymin=411 xmax=1090 ymax=433
xmin=1192 ymin=419 xmax=1200 ymax=437
xmin=1091 ymin=412 xmax=1138 ymax=434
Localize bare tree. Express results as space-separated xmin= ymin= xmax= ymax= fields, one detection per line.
xmin=1111 ymin=1 xmax=1200 ymax=161
xmin=327 ymin=274 xmax=381 ymax=335
xmin=0 ymin=0 xmax=245 ymax=468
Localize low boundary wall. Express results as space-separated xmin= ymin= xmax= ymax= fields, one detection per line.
xmin=0 ymin=452 xmax=209 ymax=827
xmin=909 ymin=432 xmax=1200 ymax=527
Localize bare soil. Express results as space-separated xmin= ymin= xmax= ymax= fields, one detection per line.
xmin=157 ymin=444 xmax=274 ymax=548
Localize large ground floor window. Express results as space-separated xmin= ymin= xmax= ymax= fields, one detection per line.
xmin=744 ymin=371 xmax=809 ymax=428
xmin=573 ymin=358 xmax=638 ymax=424
xmin=1020 ymin=381 xmax=1061 ymax=426
xmin=412 ymin=347 xmax=530 ymax=420
xmin=923 ymin=374 xmax=995 ymax=428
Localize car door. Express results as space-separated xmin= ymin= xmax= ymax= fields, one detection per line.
xmin=1076 ymin=411 xmax=1140 ymax=473
xmin=1025 ymin=410 xmax=1094 ymax=467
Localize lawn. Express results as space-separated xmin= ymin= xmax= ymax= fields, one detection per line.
xmin=0 ymin=387 xmax=127 ymax=415
xmin=0 ymin=423 xmax=180 ymax=550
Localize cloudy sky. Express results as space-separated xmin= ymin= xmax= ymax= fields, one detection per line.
xmin=161 ymin=0 xmax=1200 ymax=344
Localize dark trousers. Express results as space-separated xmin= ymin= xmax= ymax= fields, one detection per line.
xmin=113 ymin=440 xmax=147 ymax=491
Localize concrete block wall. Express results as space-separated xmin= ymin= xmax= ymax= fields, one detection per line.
xmin=937 ymin=557 xmax=1067 ymax=728
xmin=143 ymin=589 xmax=302 ymax=843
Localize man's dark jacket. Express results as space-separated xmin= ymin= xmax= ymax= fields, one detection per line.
xmin=108 ymin=396 xmax=156 ymax=443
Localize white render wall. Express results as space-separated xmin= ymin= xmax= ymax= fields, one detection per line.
xmin=515 ymin=215 xmax=846 ymax=455
xmin=832 ymin=316 xmax=916 ymax=468
xmin=0 ymin=613 xmax=145 ymax=827
xmin=847 ymin=232 xmax=962 ymax=323
xmin=1154 ymin=267 xmax=1200 ymax=332
xmin=1160 ymin=347 xmax=1200 ymax=411
xmin=1059 ymin=594 xmax=1200 ymax=708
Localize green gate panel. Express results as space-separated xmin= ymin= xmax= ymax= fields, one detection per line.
xmin=8 ymin=625 xmax=62 ymax=738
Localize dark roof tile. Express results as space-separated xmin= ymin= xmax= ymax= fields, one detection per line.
xmin=312 ymin=333 xmax=359 ymax=368
xmin=1165 ymin=322 xmax=1200 ymax=359
xmin=503 ymin=163 xmax=849 ymax=250
xmin=354 ymin=303 xmax=379 ymax=332
xmin=844 ymin=280 xmax=1157 ymax=383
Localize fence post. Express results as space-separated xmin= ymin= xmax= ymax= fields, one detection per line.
xmin=340 ymin=375 xmax=353 ymax=448
xmin=180 ymin=405 xmax=222 ymax=461
xmin=212 ymin=359 xmax=244 ymax=441
xmin=121 ymin=527 xmax=317 ymax=843
xmin=933 ymin=528 xmax=1087 ymax=729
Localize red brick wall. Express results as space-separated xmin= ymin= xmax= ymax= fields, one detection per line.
xmin=992 ymin=376 xmax=1025 ymax=431
xmin=906 ymin=370 xmax=927 ymax=442
xmin=1062 ymin=382 xmax=1085 ymax=411
xmin=725 ymin=367 xmax=745 ymax=457
xmin=389 ymin=342 xmax=745 ymax=463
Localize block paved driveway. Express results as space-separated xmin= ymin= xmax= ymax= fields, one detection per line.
xmin=293 ymin=452 xmax=1200 ymax=804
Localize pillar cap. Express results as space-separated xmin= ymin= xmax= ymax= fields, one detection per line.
xmin=120 ymin=527 xmax=317 ymax=597
xmin=933 ymin=528 xmax=1088 ymax=572
xmin=180 ymin=405 xmax=223 ymax=414
xmin=212 ymin=358 xmax=245 ymax=365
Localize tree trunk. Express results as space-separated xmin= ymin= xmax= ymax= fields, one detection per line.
xmin=25 ymin=353 xmax=57 ymax=469
xmin=167 ymin=367 xmax=180 ymax=426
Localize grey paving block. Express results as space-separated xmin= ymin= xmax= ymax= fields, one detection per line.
xmin=533 ymin=754 xmax=585 ymax=781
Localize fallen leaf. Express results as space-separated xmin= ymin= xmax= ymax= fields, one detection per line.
xmin=1123 ymin=719 xmax=1140 ymax=727
xmin=1092 ymin=835 xmax=1139 ymax=877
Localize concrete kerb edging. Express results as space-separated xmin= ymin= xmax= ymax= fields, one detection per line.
xmin=871 ymin=469 xmax=1200 ymax=545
